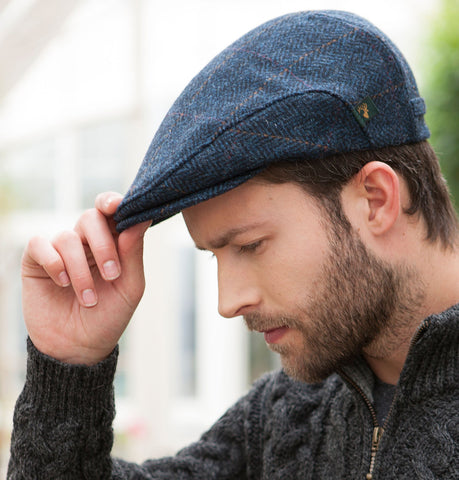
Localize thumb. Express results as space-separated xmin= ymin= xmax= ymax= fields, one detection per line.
xmin=117 ymin=220 xmax=151 ymax=299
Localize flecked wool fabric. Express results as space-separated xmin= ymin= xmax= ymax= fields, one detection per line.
xmin=114 ymin=10 xmax=430 ymax=231
xmin=8 ymin=305 xmax=459 ymax=478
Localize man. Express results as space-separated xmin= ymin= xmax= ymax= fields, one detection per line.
xmin=8 ymin=10 xmax=459 ymax=479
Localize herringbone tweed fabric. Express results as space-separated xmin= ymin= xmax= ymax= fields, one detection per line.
xmin=114 ymin=10 xmax=429 ymax=231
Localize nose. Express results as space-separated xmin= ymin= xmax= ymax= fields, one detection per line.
xmin=217 ymin=259 xmax=261 ymax=318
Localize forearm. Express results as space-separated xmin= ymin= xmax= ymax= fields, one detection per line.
xmin=8 ymin=338 xmax=118 ymax=479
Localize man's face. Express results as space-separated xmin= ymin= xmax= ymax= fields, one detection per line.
xmin=183 ymin=179 xmax=416 ymax=383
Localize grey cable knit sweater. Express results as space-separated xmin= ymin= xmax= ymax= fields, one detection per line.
xmin=8 ymin=305 xmax=459 ymax=479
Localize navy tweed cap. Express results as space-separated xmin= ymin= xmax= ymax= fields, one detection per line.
xmin=115 ymin=10 xmax=429 ymax=231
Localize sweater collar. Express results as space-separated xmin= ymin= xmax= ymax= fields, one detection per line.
xmin=339 ymin=303 xmax=459 ymax=400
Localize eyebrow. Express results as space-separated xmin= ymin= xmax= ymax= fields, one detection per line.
xmin=195 ymin=222 xmax=267 ymax=251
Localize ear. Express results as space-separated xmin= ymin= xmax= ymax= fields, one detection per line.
xmin=345 ymin=161 xmax=401 ymax=236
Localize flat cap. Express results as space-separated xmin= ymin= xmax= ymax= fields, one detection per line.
xmin=115 ymin=10 xmax=429 ymax=231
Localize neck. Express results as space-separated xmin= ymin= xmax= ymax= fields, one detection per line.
xmin=420 ymin=242 xmax=459 ymax=316
xmin=364 ymin=239 xmax=459 ymax=385
xmin=364 ymin=345 xmax=412 ymax=385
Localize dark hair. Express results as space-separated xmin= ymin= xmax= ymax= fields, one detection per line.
xmin=257 ymin=141 xmax=458 ymax=249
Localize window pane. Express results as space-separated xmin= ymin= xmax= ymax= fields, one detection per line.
xmin=78 ymin=120 xmax=128 ymax=208
xmin=1 ymin=140 xmax=55 ymax=210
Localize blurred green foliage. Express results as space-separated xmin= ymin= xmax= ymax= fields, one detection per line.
xmin=424 ymin=0 xmax=459 ymax=210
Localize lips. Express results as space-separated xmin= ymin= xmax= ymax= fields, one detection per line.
xmin=263 ymin=326 xmax=289 ymax=344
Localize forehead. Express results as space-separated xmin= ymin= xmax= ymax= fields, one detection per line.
xmin=182 ymin=180 xmax=324 ymax=245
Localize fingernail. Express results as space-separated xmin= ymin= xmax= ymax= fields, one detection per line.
xmin=59 ymin=271 xmax=71 ymax=287
xmin=82 ymin=289 xmax=97 ymax=307
xmin=104 ymin=195 xmax=115 ymax=211
xmin=103 ymin=260 xmax=120 ymax=280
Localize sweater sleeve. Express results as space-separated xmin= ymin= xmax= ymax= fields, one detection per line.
xmin=8 ymin=339 xmax=265 ymax=480
xmin=8 ymin=338 xmax=118 ymax=479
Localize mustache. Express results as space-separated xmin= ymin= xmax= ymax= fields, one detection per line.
xmin=244 ymin=312 xmax=295 ymax=332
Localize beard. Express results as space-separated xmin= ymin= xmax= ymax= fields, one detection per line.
xmin=244 ymin=222 xmax=424 ymax=383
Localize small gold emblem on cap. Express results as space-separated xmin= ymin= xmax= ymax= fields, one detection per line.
xmin=353 ymin=96 xmax=379 ymax=127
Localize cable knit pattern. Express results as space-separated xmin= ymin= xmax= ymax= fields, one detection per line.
xmin=8 ymin=305 xmax=458 ymax=479
xmin=9 ymin=339 xmax=117 ymax=479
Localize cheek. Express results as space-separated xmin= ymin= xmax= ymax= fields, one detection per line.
xmin=258 ymin=246 xmax=328 ymax=305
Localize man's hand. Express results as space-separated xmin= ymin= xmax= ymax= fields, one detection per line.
xmin=21 ymin=192 xmax=151 ymax=365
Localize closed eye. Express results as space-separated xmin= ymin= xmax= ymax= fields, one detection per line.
xmin=239 ymin=240 xmax=263 ymax=254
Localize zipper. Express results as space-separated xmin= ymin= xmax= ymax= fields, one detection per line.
xmin=338 ymin=318 xmax=431 ymax=479
xmin=366 ymin=426 xmax=383 ymax=480
xmin=338 ymin=369 xmax=382 ymax=480
xmin=408 ymin=319 xmax=430 ymax=351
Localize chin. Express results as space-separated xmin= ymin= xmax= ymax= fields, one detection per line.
xmin=279 ymin=354 xmax=329 ymax=384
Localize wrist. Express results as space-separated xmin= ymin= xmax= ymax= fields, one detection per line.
xmin=23 ymin=338 xmax=118 ymax=417
xmin=30 ymin=336 xmax=117 ymax=366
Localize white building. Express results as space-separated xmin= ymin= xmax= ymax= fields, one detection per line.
xmin=0 ymin=0 xmax=436 ymax=475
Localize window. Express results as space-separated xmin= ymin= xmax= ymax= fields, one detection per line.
xmin=1 ymin=140 xmax=55 ymax=210
xmin=175 ymin=246 xmax=197 ymax=397
xmin=78 ymin=120 xmax=128 ymax=208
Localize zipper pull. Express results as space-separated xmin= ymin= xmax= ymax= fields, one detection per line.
xmin=366 ymin=426 xmax=383 ymax=480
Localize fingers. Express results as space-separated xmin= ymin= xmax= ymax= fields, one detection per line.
xmin=22 ymin=192 xmax=150 ymax=310
xmin=24 ymin=205 xmax=123 ymax=308
xmin=95 ymin=191 xmax=151 ymax=301
xmin=53 ymin=230 xmax=98 ymax=307
xmin=23 ymin=233 xmax=98 ymax=307
xmin=75 ymin=208 xmax=121 ymax=282
xmin=94 ymin=191 xmax=124 ymax=235
xmin=117 ymin=220 xmax=151 ymax=304
xmin=23 ymin=236 xmax=70 ymax=287
xmin=95 ymin=192 xmax=123 ymax=216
